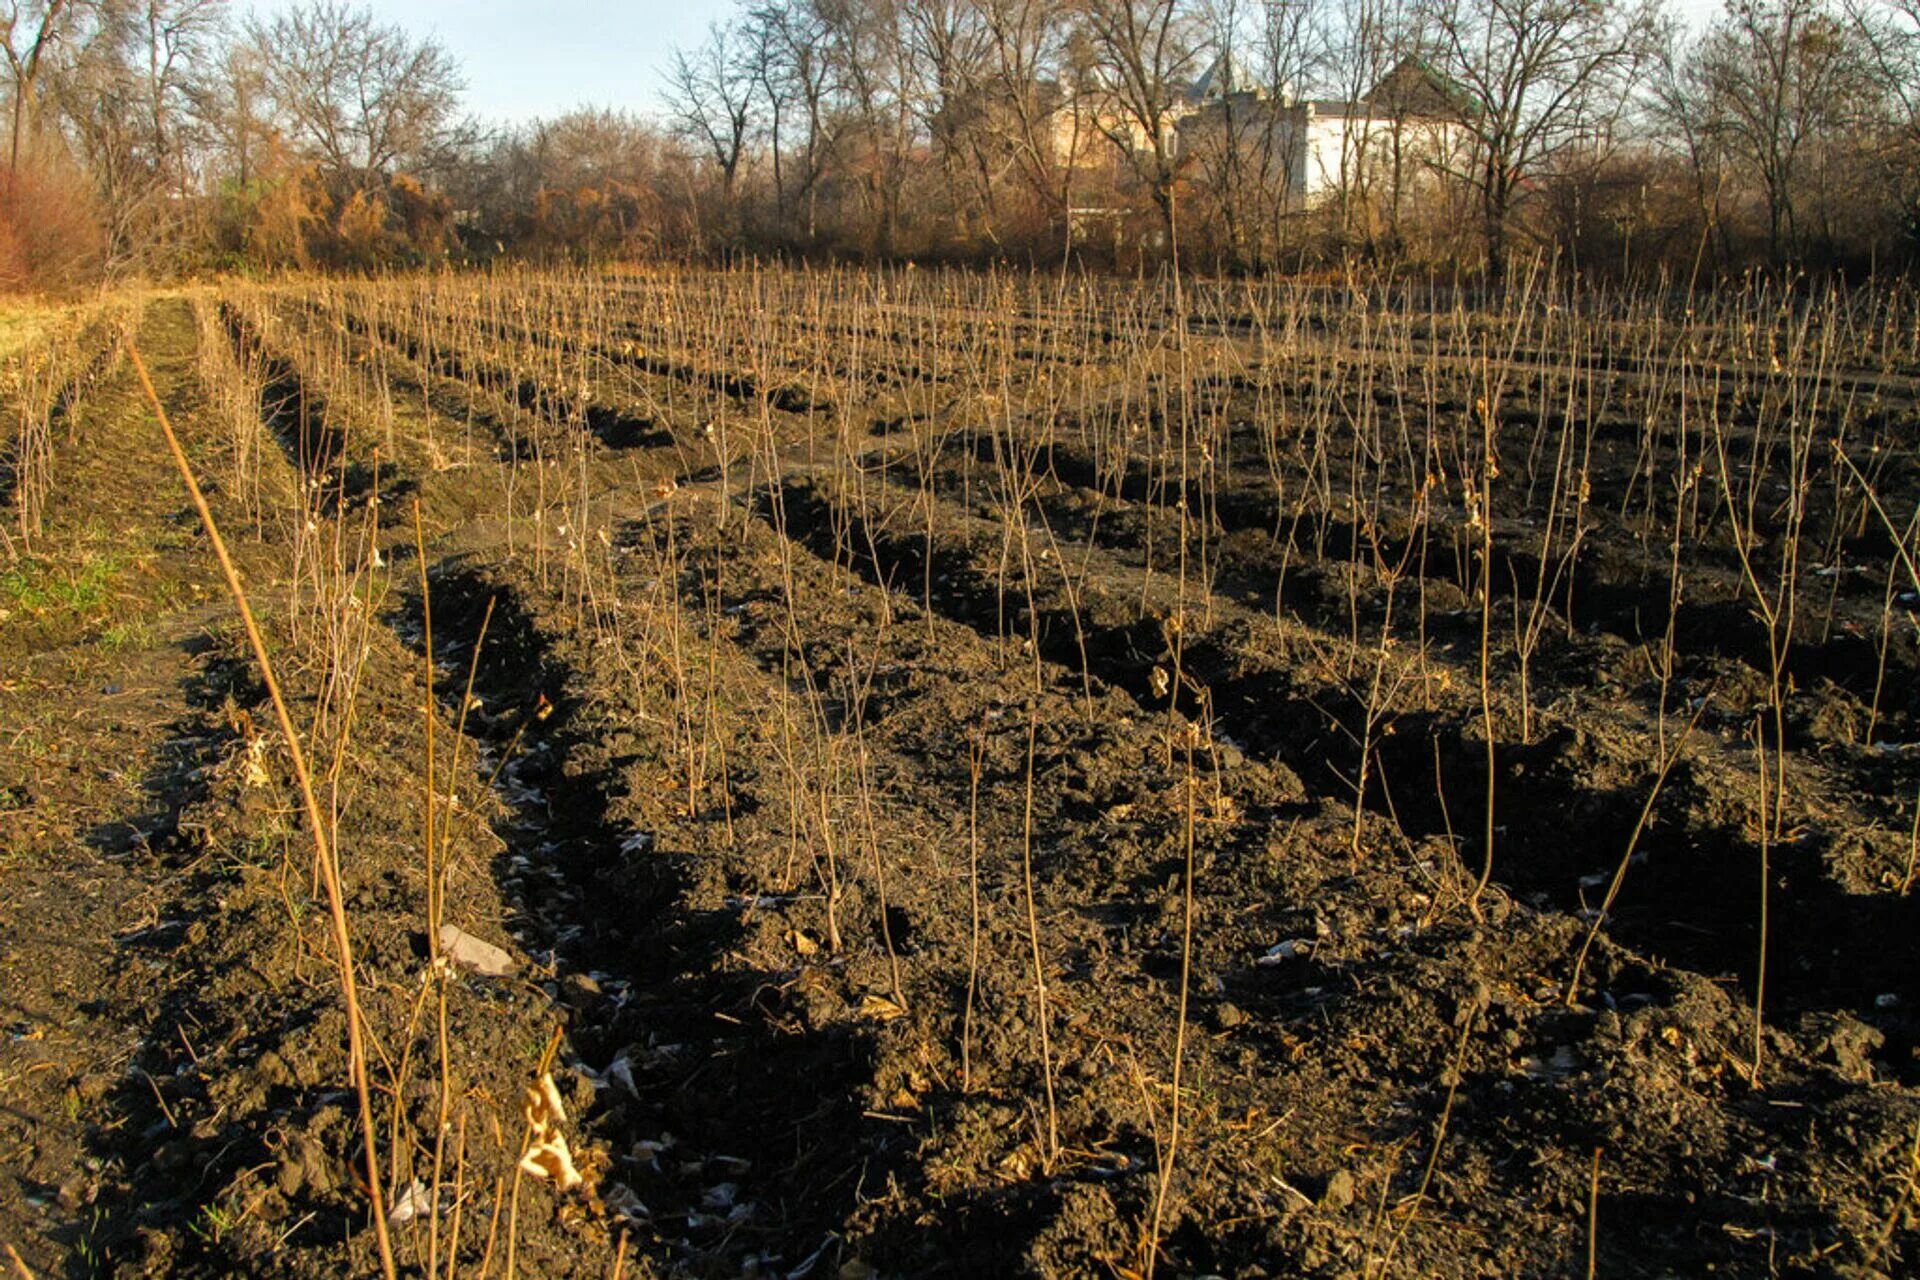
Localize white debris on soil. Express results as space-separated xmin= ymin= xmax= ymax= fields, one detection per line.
xmin=439 ymin=923 xmax=518 ymax=977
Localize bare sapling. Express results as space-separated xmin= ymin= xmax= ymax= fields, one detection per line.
xmin=1751 ymin=713 xmax=1772 ymax=1086
xmin=962 ymin=718 xmax=985 ymax=1093
xmin=1566 ymin=694 xmax=1712 ymax=1002
xmin=1346 ymin=503 xmax=1420 ymax=861
xmin=1466 ymin=262 xmax=1546 ymax=916
xmin=1019 ymin=702 xmax=1060 ymax=1169
xmin=1368 ymin=995 xmax=1481 ymax=1279
xmin=1509 ymin=366 xmax=1594 ymax=744
xmin=1142 ymin=718 xmax=1201 ymax=1279
xmin=847 ymin=630 xmax=908 ymax=1012
xmin=130 ymin=343 xmax=399 ymax=1280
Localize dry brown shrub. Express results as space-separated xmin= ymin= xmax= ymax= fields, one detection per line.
xmin=334 ymin=188 xmax=389 ymax=268
xmin=246 ymin=157 xmax=328 ymax=271
xmin=0 ymin=164 xmax=104 ymax=293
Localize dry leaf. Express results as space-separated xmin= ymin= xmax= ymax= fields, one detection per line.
xmin=858 ymin=993 xmax=908 ymax=1022
xmin=524 ymin=1072 xmax=568 ymax=1130
xmin=520 ymin=1072 xmax=584 ymax=1191
xmin=242 ymin=737 xmax=271 ymax=789
xmin=389 ymin=1179 xmax=434 ymax=1224
xmin=520 ymin=1134 xmax=583 ymax=1190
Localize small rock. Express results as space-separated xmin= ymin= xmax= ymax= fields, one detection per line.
xmin=439 ymin=924 xmax=516 ymax=977
xmin=1321 ymin=1169 xmax=1355 ymax=1210
xmin=1257 ymin=939 xmax=1312 ymax=965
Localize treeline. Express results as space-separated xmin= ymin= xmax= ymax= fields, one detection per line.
xmin=4 ymin=0 xmax=1920 ymax=289
xmin=657 ymin=0 xmax=1920 ymax=278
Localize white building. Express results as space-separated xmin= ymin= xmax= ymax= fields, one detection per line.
xmin=1176 ymin=55 xmax=1473 ymax=208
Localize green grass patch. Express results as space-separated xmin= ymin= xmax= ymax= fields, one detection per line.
xmin=98 ymin=616 xmax=159 ymax=651
xmin=0 ymin=552 xmax=128 ymax=617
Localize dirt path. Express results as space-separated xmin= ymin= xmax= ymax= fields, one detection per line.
xmin=0 ymin=297 xmax=247 ymax=1272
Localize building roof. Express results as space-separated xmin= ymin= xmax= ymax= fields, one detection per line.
xmin=1187 ymin=52 xmax=1263 ymax=103
xmin=1365 ymin=56 xmax=1477 ymax=119
xmin=1290 ymin=58 xmax=1478 ymax=120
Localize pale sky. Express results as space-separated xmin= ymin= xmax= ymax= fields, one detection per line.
xmin=265 ymin=0 xmax=1727 ymax=131
xmin=279 ymin=1 xmax=740 ymax=126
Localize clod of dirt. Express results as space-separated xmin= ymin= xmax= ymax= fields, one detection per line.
xmin=1803 ymin=1012 xmax=1888 ymax=1082
xmin=1320 ymin=1168 xmax=1356 ymax=1210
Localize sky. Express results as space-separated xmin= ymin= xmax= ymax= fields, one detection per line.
xmin=294 ymin=0 xmax=740 ymax=126
xmin=260 ymin=0 xmax=1727 ymax=131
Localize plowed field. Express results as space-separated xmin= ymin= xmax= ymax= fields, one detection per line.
xmin=3 ymin=270 xmax=1918 ymax=1278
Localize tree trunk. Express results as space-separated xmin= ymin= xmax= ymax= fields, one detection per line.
xmin=1484 ymin=197 xmax=1508 ymax=292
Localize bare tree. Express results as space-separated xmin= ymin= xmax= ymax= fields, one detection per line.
xmin=1853 ymin=0 xmax=1920 ymax=242
xmin=759 ymin=1 xmax=845 ymax=238
xmin=1082 ymin=0 xmax=1204 ymax=251
xmin=815 ymin=0 xmax=922 ymax=254
xmin=136 ymin=0 xmax=223 ymax=192
xmin=1321 ymin=0 xmax=1414 ymax=243
xmin=740 ymin=3 xmax=793 ymax=217
xmin=1182 ymin=0 xmax=1327 ymax=267
xmin=907 ymin=0 xmax=998 ymax=235
xmin=1186 ymin=0 xmax=1254 ymax=264
xmin=1696 ymin=0 xmax=1879 ymax=262
xmin=3 ymin=0 xmax=82 ymax=169
xmin=1426 ymin=0 xmax=1659 ymax=283
xmin=1254 ymin=0 xmax=1322 ymax=236
xmin=247 ymin=0 xmax=464 ymax=192
xmin=981 ymin=0 xmax=1082 ymax=236
xmin=57 ymin=0 xmax=228 ymax=269
xmin=664 ymin=18 xmax=755 ymax=205
xmin=1645 ymin=13 xmax=1734 ymax=268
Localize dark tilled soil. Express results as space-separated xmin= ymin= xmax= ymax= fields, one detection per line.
xmin=3 ymin=282 xmax=1918 ymax=1279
